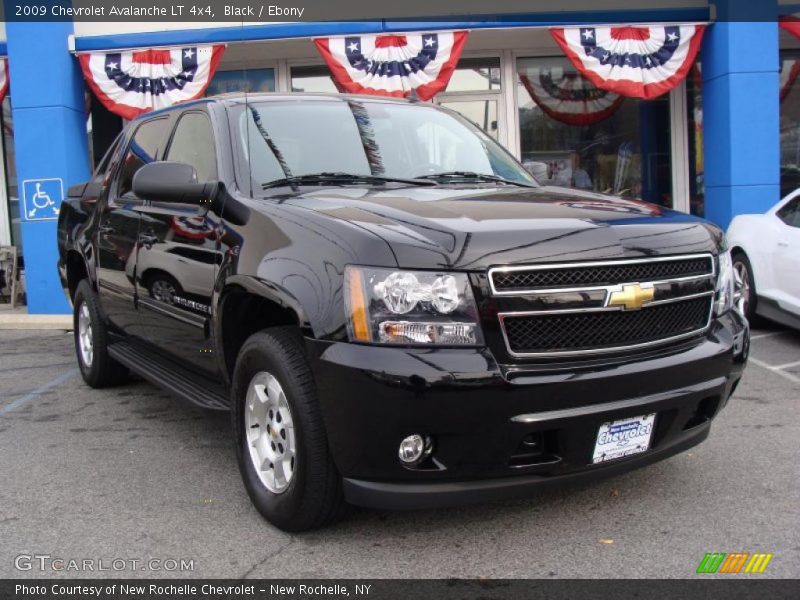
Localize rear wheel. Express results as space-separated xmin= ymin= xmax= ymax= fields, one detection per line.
xmin=73 ymin=280 xmax=129 ymax=388
xmin=146 ymin=272 xmax=181 ymax=304
xmin=231 ymin=327 xmax=346 ymax=531
xmin=732 ymin=251 xmax=757 ymax=322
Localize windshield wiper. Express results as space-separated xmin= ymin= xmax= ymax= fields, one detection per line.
xmin=414 ymin=171 xmax=536 ymax=188
xmin=262 ymin=172 xmax=436 ymax=190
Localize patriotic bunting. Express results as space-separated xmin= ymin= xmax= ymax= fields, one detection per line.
xmin=0 ymin=58 xmax=9 ymax=103
xmin=171 ymin=215 xmax=214 ymax=241
xmin=780 ymin=16 xmax=800 ymax=39
xmin=550 ymin=25 xmax=705 ymax=99
xmin=519 ymin=69 xmax=624 ymax=126
xmin=313 ymin=32 xmax=468 ymax=100
xmin=78 ymin=45 xmax=225 ymax=120
xmin=781 ymin=60 xmax=800 ymax=103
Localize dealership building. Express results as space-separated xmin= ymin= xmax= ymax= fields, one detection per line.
xmin=0 ymin=0 xmax=798 ymax=314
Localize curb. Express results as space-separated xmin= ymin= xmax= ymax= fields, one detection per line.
xmin=0 ymin=314 xmax=73 ymax=330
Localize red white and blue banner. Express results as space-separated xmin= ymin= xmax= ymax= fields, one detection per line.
xmin=550 ymin=25 xmax=705 ymax=100
xmin=519 ymin=69 xmax=624 ymax=126
xmin=78 ymin=46 xmax=225 ymax=120
xmin=780 ymin=16 xmax=800 ymax=39
xmin=781 ymin=59 xmax=800 ymax=103
xmin=0 ymin=58 xmax=9 ymax=104
xmin=313 ymin=32 xmax=468 ymax=100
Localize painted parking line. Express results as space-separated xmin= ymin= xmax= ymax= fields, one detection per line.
xmin=748 ymin=357 xmax=800 ymax=385
xmin=771 ymin=359 xmax=800 ymax=370
xmin=0 ymin=369 xmax=78 ymax=417
xmin=749 ymin=331 xmax=791 ymax=341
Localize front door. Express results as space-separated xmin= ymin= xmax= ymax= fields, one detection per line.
xmin=774 ymin=195 xmax=800 ymax=312
xmin=96 ymin=117 xmax=168 ymax=336
xmin=136 ymin=110 xmax=221 ymax=375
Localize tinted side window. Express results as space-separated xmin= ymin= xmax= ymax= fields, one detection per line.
xmin=95 ymin=133 xmax=123 ymax=178
xmin=777 ymin=197 xmax=800 ymax=228
xmin=166 ymin=112 xmax=217 ymax=182
xmin=117 ymin=118 xmax=167 ymax=197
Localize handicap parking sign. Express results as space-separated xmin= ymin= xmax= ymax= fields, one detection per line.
xmin=22 ymin=178 xmax=63 ymax=221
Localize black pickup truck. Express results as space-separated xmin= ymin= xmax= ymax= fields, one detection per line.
xmin=58 ymin=93 xmax=749 ymax=531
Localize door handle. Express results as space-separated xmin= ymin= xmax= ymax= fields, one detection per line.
xmin=778 ymin=241 xmax=789 ymax=248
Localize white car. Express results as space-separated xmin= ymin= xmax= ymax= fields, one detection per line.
xmin=727 ymin=189 xmax=800 ymax=329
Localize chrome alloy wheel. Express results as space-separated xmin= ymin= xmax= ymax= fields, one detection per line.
xmin=77 ymin=301 xmax=93 ymax=367
xmin=245 ymin=372 xmax=296 ymax=494
xmin=733 ymin=260 xmax=752 ymax=316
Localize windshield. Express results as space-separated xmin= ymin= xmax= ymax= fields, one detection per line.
xmin=233 ymin=99 xmax=537 ymax=193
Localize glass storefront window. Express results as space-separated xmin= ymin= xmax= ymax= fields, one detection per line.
xmin=686 ymin=64 xmax=705 ymax=216
xmin=445 ymin=57 xmax=501 ymax=92
xmin=439 ymin=100 xmax=499 ymax=140
xmin=517 ymin=56 xmax=673 ymax=207
xmin=206 ymin=68 xmax=276 ymax=96
xmin=291 ymin=65 xmax=339 ymax=93
xmin=781 ymin=50 xmax=800 ymax=198
xmin=1 ymin=97 xmax=19 ymax=250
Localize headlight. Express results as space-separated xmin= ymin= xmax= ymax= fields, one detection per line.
xmin=714 ymin=250 xmax=734 ymax=316
xmin=344 ymin=266 xmax=484 ymax=346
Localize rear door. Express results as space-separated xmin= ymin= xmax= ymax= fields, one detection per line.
xmin=96 ymin=117 xmax=169 ymax=336
xmin=135 ymin=109 xmax=222 ymax=374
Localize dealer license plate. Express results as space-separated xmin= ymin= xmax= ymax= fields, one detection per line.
xmin=592 ymin=413 xmax=656 ymax=464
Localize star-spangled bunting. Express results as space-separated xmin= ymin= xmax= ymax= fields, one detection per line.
xmin=550 ymin=25 xmax=706 ymax=99
xmin=781 ymin=59 xmax=800 ymax=103
xmin=0 ymin=59 xmax=9 ymax=104
xmin=78 ymin=45 xmax=225 ymax=119
xmin=780 ymin=16 xmax=800 ymax=40
xmin=519 ymin=69 xmax=624 ymax=126
xmin=313 ymin=32 xmax=468 ymax=100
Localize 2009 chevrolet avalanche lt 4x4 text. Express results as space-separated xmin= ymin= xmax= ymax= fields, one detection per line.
xmin=58 ymin=94 xmax=749 ymax=531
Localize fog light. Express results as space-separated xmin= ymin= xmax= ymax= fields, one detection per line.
xmin=398 ymin=434 xmax=431 ymax=465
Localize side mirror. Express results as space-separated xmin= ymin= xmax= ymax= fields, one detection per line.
xmin=132 ymin=161 xmax=218 ymax=205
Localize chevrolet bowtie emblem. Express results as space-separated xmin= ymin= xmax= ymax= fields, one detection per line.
xmin=608 ymin=283 xmax=655 ymax=310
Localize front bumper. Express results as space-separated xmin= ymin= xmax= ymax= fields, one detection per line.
xmin=306 ymin=311 xmax=748 ymax=510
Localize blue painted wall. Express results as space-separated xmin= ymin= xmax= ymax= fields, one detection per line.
xmin=6 ymin=21 xmax=90 ymax=314
xmin=702 ymin=1 xmax=781 ymax=228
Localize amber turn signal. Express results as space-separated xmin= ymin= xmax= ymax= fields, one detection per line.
xmin=346 ymin=267 xmax=371 ymax=342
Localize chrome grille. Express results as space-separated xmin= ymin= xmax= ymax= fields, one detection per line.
xmin=491 ymin=254 xmax=716 ymax=358
xmin=502 ymin=296 xmax=712 ymax=355
xmin=490 ymin=255 xmax=713 ymax=295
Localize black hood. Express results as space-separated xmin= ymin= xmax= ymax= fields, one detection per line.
xmin=272 ymin=185 xmax=722 ymax=270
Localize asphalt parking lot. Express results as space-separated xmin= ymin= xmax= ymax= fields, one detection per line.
xmin=0 ymin=324 xmax=798 ymax=579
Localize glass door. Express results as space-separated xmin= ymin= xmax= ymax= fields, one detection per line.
xmin=438 ymin=96 xmax=501 ymax=140
xmin=435 ymin=57 xmax=504 ymax=141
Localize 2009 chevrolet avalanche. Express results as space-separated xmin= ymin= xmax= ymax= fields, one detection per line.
xmin=58 ymin=94 xmax=749 ymax=531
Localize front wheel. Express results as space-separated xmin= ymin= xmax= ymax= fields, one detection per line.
xmin=231 ymin=327 xmax=346 ymax=531
xmin=732 ymin=251 xmax=757 ymax=322
xmin=73 ymin=280 xmax=129 ymax=388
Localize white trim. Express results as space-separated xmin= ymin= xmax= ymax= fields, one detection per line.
xmin=501 ymin=49 xmax=520 ymax=158
xmin=276 ymin=59 xmax=290 ymax=92
xmin=0 ymin=142 xmax=10 ymax=246
xmin=670 ymin=80 xmax=691 ymax=213
xmin=0 ymin=98 xmax=11 ymax=246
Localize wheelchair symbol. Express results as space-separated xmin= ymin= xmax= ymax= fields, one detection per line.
xmin=22 ymin=178 xmax=63 ymax=221
xmin=31 ymin=183 xmax=55 ymax=215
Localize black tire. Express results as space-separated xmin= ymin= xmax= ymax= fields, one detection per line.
xmin=732 ymin=250 xmax=758 ymax=323
xmin=73 ymin=280 xmax=129 ymax=388
xmin=231 ymin=327 xmax=347 ymax=532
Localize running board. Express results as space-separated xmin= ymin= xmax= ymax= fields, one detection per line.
xmin=109 ymin=341 xmax=229 ymax=411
